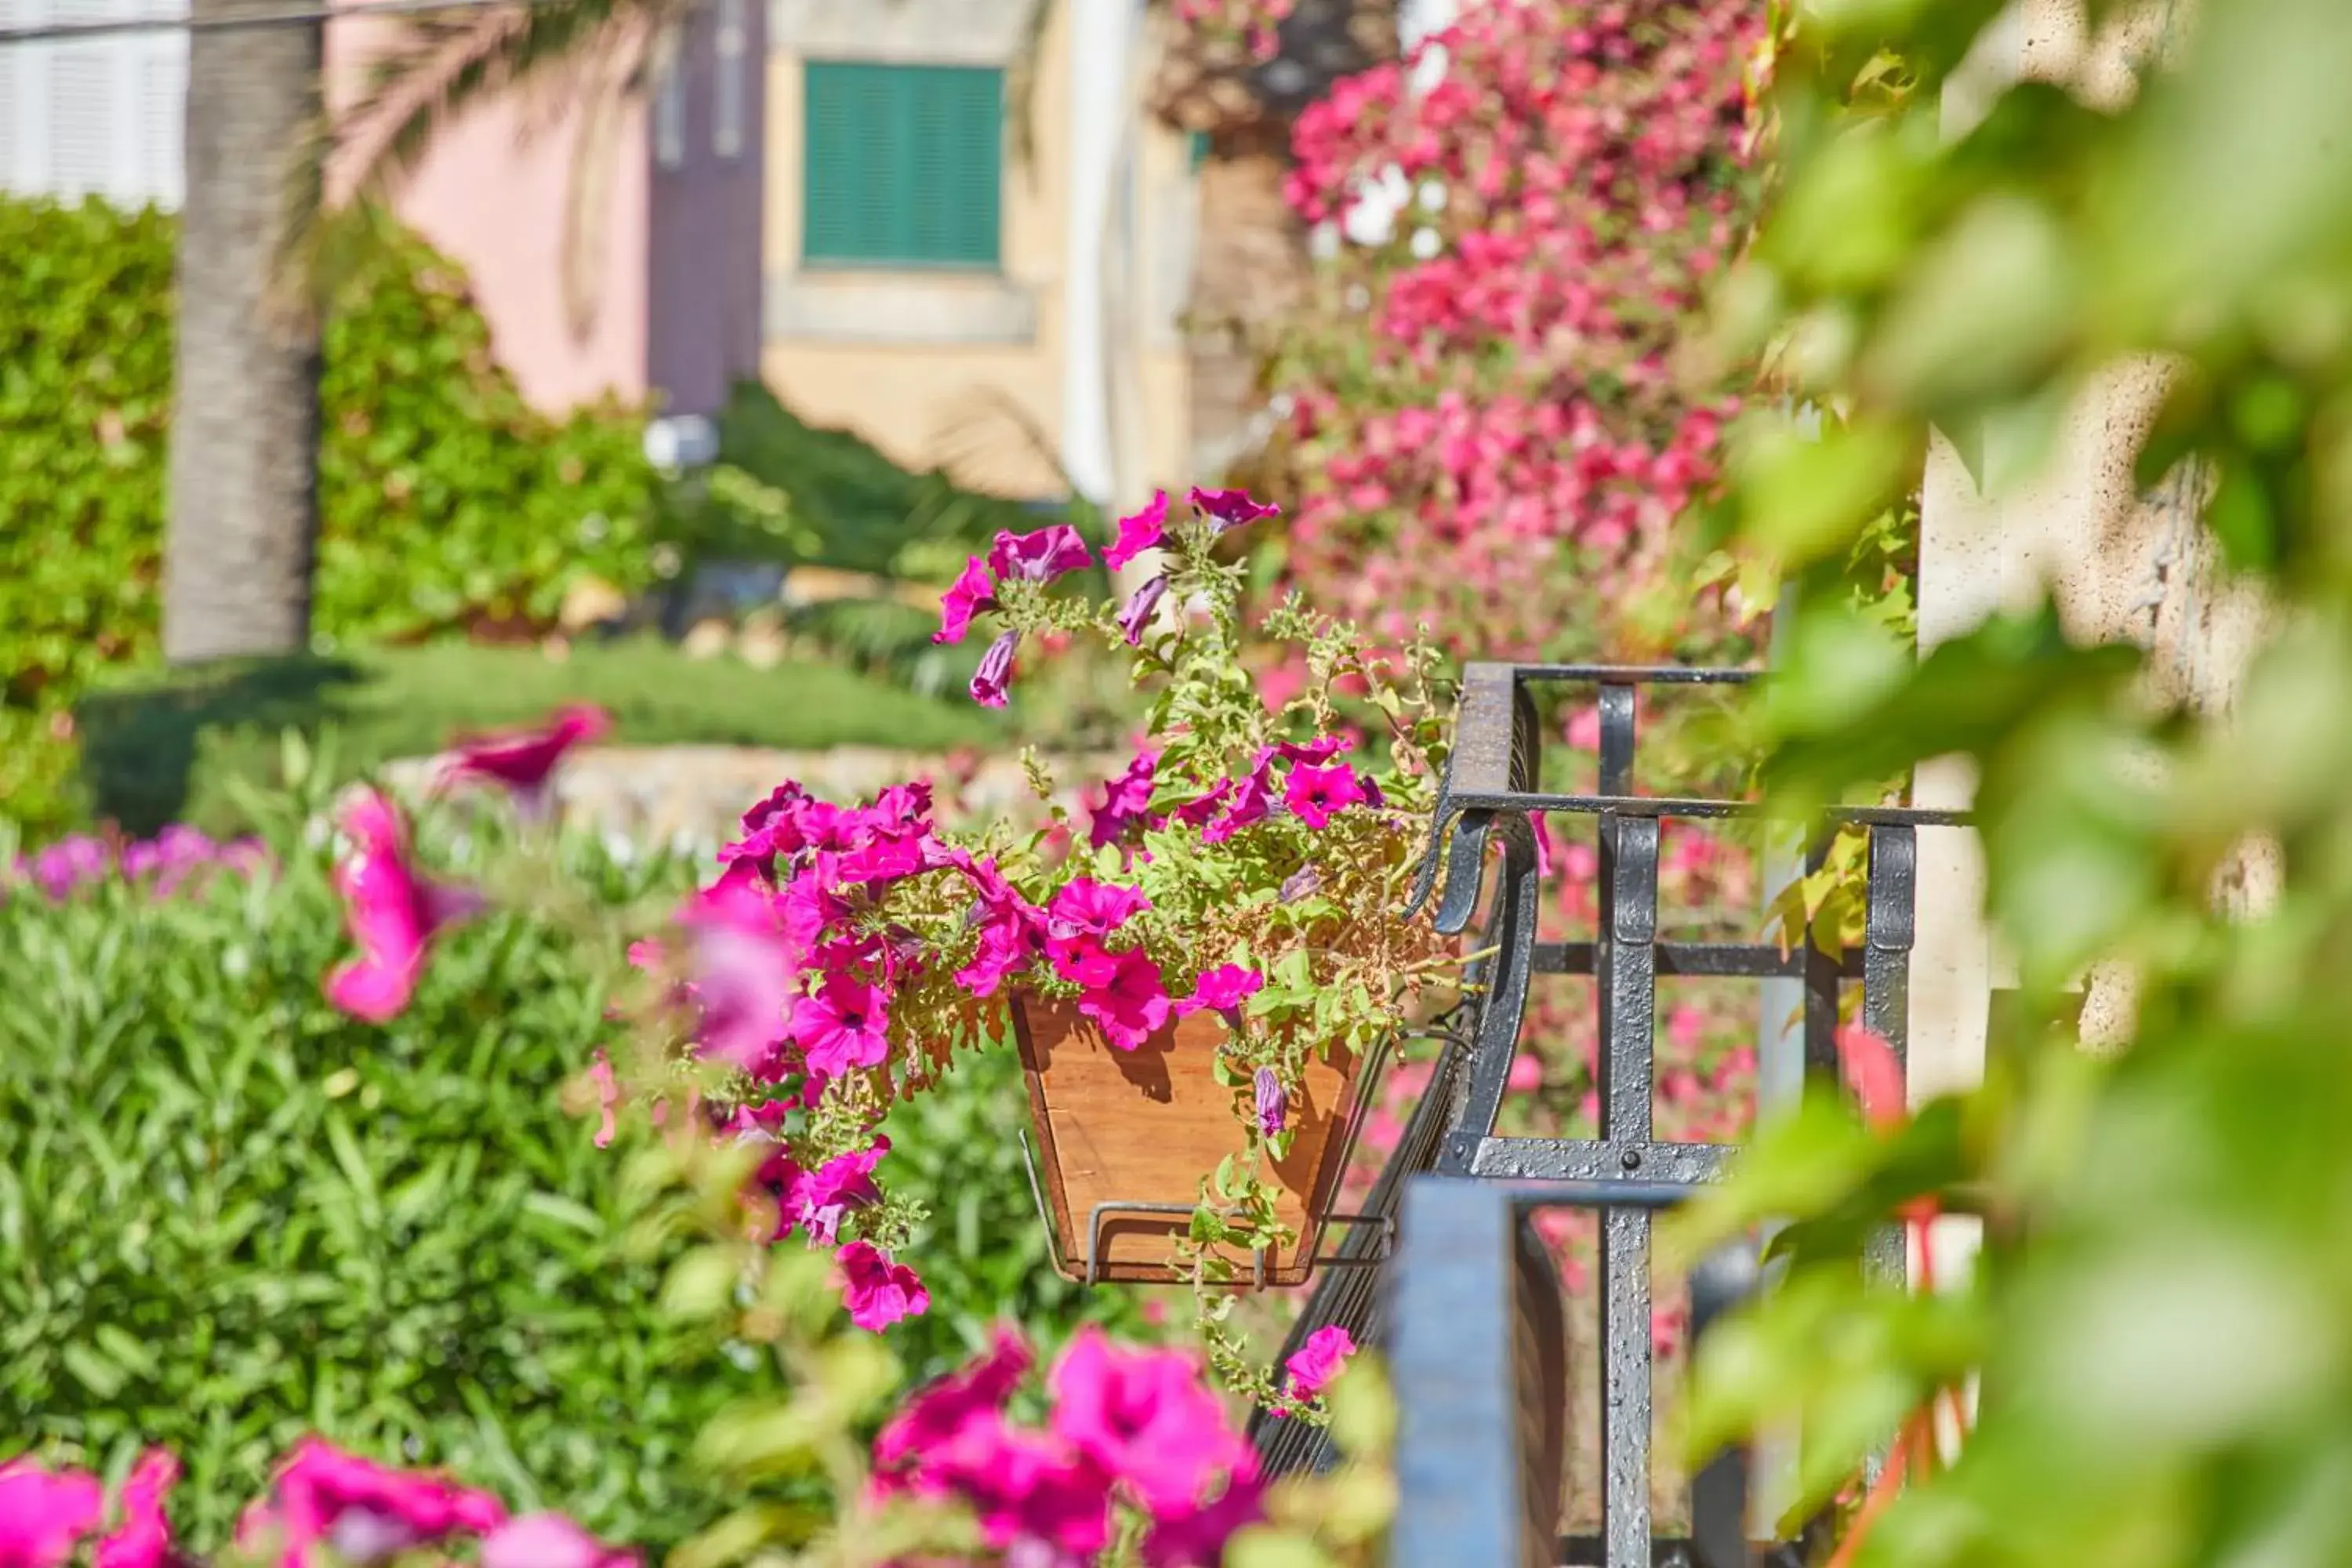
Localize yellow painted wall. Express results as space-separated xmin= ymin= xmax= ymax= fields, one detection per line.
xmin=761 ymin=6 xmax=1193 ymax=503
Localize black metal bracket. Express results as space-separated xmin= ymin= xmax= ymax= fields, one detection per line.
xmin=1253 ymin=662 xmax=1965 ymax=1568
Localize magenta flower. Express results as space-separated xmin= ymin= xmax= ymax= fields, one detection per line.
xmin=718 ymin=781 xmax=810 ymax=882
xmin=988 ymin=524 xmax=1093 ymax=584
xmin=681 ymin=878 xmax=803 ymax=1078
xmin=1088 ymin=750 xmax=1162 ymax=848
xmin=1076 ymin=947 xmax=1173 ymax=1051
xmin=971 ymin=629 xmax=1019 ymax=709
xmin=587 ymin=1051 xmax=619 ymax=1149
xmin=1046 ymin=877 xmax=1151 ymax=938
xmin=1102 ymin=490 xmax=1171 ymax=571
xmin=934 ymin=556 xmax=999 ymax=645
xmin=440 ymin=703 xmax=610 ymax=815
xmin=324 ymin=789 xmax=483 ymax=1024
xmin=1170 ymin=779 xmax=1233 ymax=829
xmin=481 ymin=1514 xmax=636 ymax=1568
xmin=1116 ymin=573 xmax=1170 ymax=646
xmin=1140 ymin=1468 xmax=1268 ymax=1568
xmin=241 ymin=1439 xmax=505 ymax=1568
xmin=1200 ymin=760 xmax=1276 ymax=844
xmin=1283 ymin=762 xmax=1370 ymax=829
xmin=789 ymin=971 xmax=892 ymax=1080
xmin=1272 ymin=736 xmax=1347 ymax=766
xmin=0 ymin=1459 xmax=103 ymax=1568
xmin=1188 ymin=486 xmax=1280 ymax=532
xmin=1177 ymin=963 xmax=1262 ymax=1018
xmin=838 ymin=1240 xmax=930 ymax=1330
xmin=1282 ymin=1325 xmax=1357 ymax=1403
xmin=873 ymin=1325 xmax=1034 ymax=1477
xmin=1252 ymin=1068 xmax=1289 ymax=1137
xmin=1047 ymin=1327 xmax=1249 ymax=1515
xmin=786 ymin=1137 xmax=890 ymax=1243
xmin=948 ymin=1422 xmax=1116 ymax=1560
xmin=93 ymin=1450 xmax=177 ymax=1568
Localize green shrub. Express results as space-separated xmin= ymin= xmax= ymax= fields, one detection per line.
xmin=0 ymin=196 xmax=658 ymax=834
xmin=0 ymin=788 xmax=1152 ymax=1550
xmin=0 ymin=811 xmax=751 ymax=1552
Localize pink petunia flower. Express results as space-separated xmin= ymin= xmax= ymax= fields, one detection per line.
xmin=680 ymin=878 xmax=803 ymax=1078
xmin=932 ymin=1418 xmax=1115 ymax=1560
xmin=1102 ymin=491 xmax=1171 ymax=572
xmin=873 ymin=1326 xmax=1034 ymax=1480
xmin=1047 ymin=1327 xmax=1249 ymax=1515
xmin=1187 ymin=487 xmax=1281 ymax=532
xmin=1139 ymin=1467 xmax=1268 ymax=1568
xmin=1076 ymin=948 xmax=1172 ymax=1051
xmin=1200 ymin=759 xmax=1277 ymax=844
xmin=789 ymin=971 xmax=892 ymax=1080
xmin=957 ymin=892 xmax=1046 ymax=996
xmin=93 ymin=1450 xmax=177 ymax=1568
xmin=586 ymin=1051 xmax=620 ymax=1149
xmin=481 ymin=1514 xmax=637 ymax=1568
xmin=1175 ymin=964 xmax=1262 ymax=1019
xmin=786 ymin=1138 xmax=890 ymax=1244
xmin=988 ymin=524 xmax=1093 ymax=585
xmin=1252 ymin=1068 xmax=1288 ymax=1136
xmin=240 ymin=1439 xmax=504 ymax=1568
xmin=838 ymin=1241 xmax=929 ymax=1330
xmin=971 ymin=629 xmax=1019 ymax=709
xmin=1088 ymin=750 xmax=1162 ymax=848
xmin=1282 ymin=1325 xmax=1357 ymax=1403
xmin=1283 ymin=763 xmax=1370 ymax=829
xmin=324 ymin=789 xmax=483 ymax=1024
xmin=1046 ymin=877 xmax=1151 ymax=938
xmin=0 ymin=1459 xmax=103 ymax=1568
xmin=934 ymin=556 xmax=999 ymax=645
xmin=1116 ymin=574 xmax=1170 ymax=647
xmin=440 ymin=704 xmax=610 ymax=816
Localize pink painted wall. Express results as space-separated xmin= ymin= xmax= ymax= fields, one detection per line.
xmin=324 ymin=14 xmax=650 ymax=414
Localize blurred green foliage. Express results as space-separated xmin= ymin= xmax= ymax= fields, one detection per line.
xmin=1674 ymin=1 xmax=2352 ymax=1563
xmin=0 ymin=196 xmax=657 ymax=836
xmin=0 ymin=804 xmax=738 ymax=1555
xmin=662 ymin=383 xmax=1107 ymax=695
xmin=0 ymin=782 xmax=1149 ymax=1553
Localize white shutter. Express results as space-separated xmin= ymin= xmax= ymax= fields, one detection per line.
xmin=138 ymin=9 xmax=183 ymax=208
xmin=2 ymin=0 xmax=187 ymax=209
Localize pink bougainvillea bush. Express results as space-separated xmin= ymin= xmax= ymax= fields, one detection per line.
xmin=1261 ymin=0 xmax=1766 ymax=667
xmin=0 ymin=1441 xmax=633 ymax=1568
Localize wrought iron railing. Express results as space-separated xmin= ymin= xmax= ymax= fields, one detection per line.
xmin=1247 ymin=662 xmax=1964 ymax=1568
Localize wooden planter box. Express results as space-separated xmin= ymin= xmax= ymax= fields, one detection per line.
xmin=1011 ymin=995 xmax=1376 ymax=1287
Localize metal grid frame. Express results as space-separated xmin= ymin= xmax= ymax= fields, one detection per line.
xmin=1248 ymin=662 xmax=1962 ymax=1568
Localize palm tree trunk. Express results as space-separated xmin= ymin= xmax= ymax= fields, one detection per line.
xmin=163 ymin=0 xmax=325 ymax=665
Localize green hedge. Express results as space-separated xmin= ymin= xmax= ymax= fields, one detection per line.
xmin=0 ymin=797 xmax=1148 ymax=1550
xmin=0 ymin=197 xmax=659 ymax=834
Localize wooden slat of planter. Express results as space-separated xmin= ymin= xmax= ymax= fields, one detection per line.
xmin=1012 ymin=997 xmax=1362 ymax=1286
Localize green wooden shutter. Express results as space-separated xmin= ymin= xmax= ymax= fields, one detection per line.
xmin=802 ymin=62 xmax=1003 ymax=267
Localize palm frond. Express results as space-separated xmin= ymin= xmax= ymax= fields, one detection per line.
xmin=1006 ymin=0 xmax=1055 ymax=183
xmin=275 ymin=0 xmax=681 ymax=307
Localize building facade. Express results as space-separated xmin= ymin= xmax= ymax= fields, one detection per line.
xmin=0 ymin=0 xmax=1196 ymax=503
